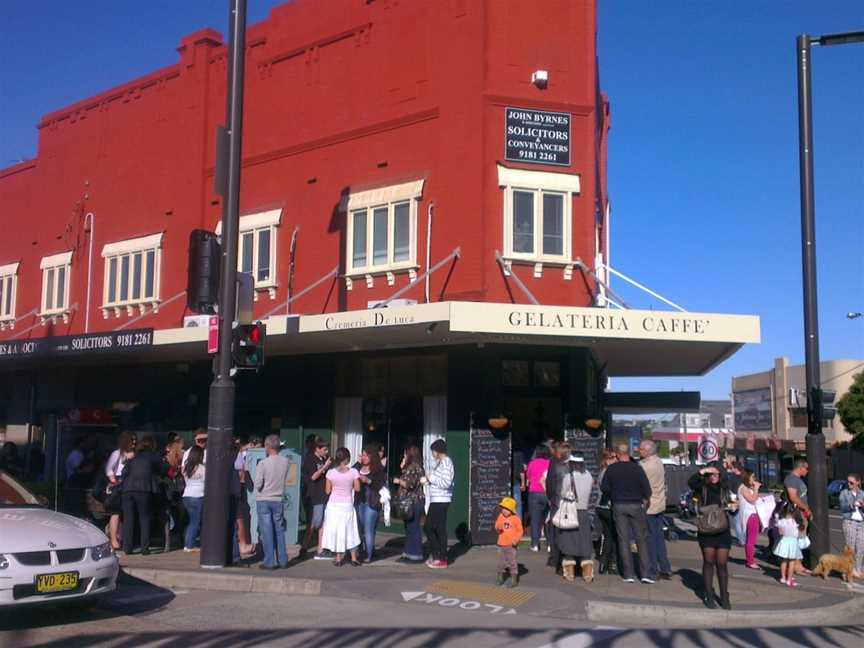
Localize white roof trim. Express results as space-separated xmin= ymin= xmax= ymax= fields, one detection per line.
xmin=497 ymin=164 xmax=580 ymax=193
xmin=215 ymin=208 xmax=282 ymax=236
xmin=40 ymin=250 xmax=73 ymax=269
xmin=341 ymin=179 xmax=425 ymax=212
xmin=101 ymin=232 xmax=164 ymax=258
xmin=0 ymin=262 xmax=20 ymax=276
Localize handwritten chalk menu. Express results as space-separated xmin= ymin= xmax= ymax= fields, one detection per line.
xmin=469 ymin=428 xmax=511 ymax=545
xmin=566 ymin=432 xmax=604 ymax=509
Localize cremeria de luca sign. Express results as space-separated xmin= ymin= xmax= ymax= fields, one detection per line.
xmin=0 ymin=329 xmax=154 ymax=360
xmin=505 ymin=107 xmax=571 ymax=166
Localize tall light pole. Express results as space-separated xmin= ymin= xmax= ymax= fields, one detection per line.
xmin=796 ymin=30 xmax=864 ymax=563
xmin=201 ymin=0 xmax=247 ymax=569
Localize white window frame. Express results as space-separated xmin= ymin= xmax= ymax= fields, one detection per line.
xmin=0 ymin=262 xmax=19 ymax=328
xmin=101 ymin=233 xmax=163 ymax=317
xmin=498 ymin=164 xmax=580 ymax=265
xmin=216 ymin=208 xmax=280 ymax=298
xmin=342 ymin=179 xmax=423 ymax=277
xmin=39 ymin=251 xmax=73 ymax=320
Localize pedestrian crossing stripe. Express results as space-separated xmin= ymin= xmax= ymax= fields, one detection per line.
xmin=425 ymin=580 xmax=535 ymax=607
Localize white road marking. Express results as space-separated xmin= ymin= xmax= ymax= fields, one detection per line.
xmin=400 ymin=590 xmax=517 ymax=614
xmin=534 ymin=626 xmax=626 ymax=648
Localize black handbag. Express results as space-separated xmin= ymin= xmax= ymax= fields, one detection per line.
xmin=696 ymin=487 xmax=729 ymax=535
xmin=392 ymin=492 xmax=415 ymax=521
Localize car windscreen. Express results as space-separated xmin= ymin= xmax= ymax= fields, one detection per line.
xmin=0 ymin=471 xmax=41 ymax=507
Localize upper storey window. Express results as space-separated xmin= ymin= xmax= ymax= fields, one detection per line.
xmin=40 ymin=251 xmax=73 ymax=321
xmin=0 ymin=262 xmax=18 ymax=328
xmin=498 ymin=165 xmax=580 ymax=264
xmin=216 ymin=208 xmax=281 ymax=299
xmin=343 ymin=180 xmax=424 ymax=277
xmin=102 ymin=233 xmax=162 ymax=316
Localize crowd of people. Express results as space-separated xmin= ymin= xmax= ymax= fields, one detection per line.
xmin=29 ymin=426 xmax=864 ymax=603
xmin=296 ymin=436 xmax=455 ymax=569
xmin=507 ymin=442 xmax=864 ymax=609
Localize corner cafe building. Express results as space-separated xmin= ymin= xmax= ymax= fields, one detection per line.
xmin=0 ymin=0 xmax=760 ymax=536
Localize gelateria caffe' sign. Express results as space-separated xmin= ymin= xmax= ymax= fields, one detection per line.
xmin=447 ymin=303 xmax=761 ymax=344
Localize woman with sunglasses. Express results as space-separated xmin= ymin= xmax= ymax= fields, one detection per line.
xmin=839 ymin=473 xmax=864 ymax=579
xmin=688 ymin=464 xmax=733 ymax=610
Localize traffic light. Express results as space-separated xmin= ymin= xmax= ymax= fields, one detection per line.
xmin=231 ymin=323 xmax=265 ymax=370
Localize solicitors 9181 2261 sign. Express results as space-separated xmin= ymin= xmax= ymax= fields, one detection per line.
xmin=505 ymin=107 xmax=571 ymax=166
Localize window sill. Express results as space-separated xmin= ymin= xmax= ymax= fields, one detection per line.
xmin=252 ymin=284 xmax=277 ymax=301
xmin=101 ymin=300 xmax=162 ymax=319
xmin=39 ymin=309 xmax=72 ymax=324
xmin=344 ymin=265 xmax=419 ymax=290
xmin=499 ymin=257 xmax=575 ymax=280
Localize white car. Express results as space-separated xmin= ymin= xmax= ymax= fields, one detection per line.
xmin=0 ymin=470 xmax=119 ymax=607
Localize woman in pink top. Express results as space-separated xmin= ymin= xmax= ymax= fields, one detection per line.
xmin=525 ymin=445 xmax=552 ymax=552
xmin=322 ymin=447 xmax=361 ymax=566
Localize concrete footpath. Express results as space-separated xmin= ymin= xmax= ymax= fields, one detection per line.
xmin=120 ymin=524 xmax=864 ymax=629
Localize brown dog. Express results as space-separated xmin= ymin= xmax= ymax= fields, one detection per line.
xmin=811 ymin=546 xmax=855 ymax=582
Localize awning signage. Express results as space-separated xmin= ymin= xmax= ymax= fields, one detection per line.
xmin=448 ymin=303 xmax=760 ymax=344
xmin=0 ymin=328 xmax=154 ymax=360
xmin=505 ymin=107 xmax=571 ymax=166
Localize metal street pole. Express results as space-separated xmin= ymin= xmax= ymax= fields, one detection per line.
xmin=202 ymin=0 xmax=247 ymax=569
xmin=795 ymin=30 xmax=864 ymax=563
xmin=796 ymin=33 xmax=829 ymax=564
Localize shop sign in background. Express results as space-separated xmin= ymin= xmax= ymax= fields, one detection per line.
xmin=504 ymin=106 xmax=571 ymax=166
xmin=244 ymin=448 xmax=302 ymax=546
xmin=733 ymin=388 xmax=772 ymax=431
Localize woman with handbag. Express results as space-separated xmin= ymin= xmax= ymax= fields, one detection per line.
xmin=688 ymin=465 xmax=733 ymax=610
xmin=839 ymin=473 xmax=864 ymax=579
xmin=552 ymin=455 xmax=595 ymax=583
xmin=121 ymin=435 xmax=165 ymax=555
xmin=355 ymin=444 xmax=386 ymax=562
xmin=393 ymin=445 xmax=426 ymax=564
xmin=104 ymin=432 xmax=136 ymax=550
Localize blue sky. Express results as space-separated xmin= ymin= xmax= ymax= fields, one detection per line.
xmin=1 ymin=2 xmax=862 ymax=399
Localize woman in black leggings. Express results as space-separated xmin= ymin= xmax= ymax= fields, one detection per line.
xmin=688 ymin=465 xmax=732 ymax=610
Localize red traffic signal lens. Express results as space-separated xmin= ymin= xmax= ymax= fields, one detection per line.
xmin=249 ymin=326 xmax=261 ymax=344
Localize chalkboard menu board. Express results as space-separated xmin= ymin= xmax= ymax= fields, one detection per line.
xmin=566 ymin=432 xmax=605 ymax=509
xmin=469 ymin=428 xmax=511 ymax=545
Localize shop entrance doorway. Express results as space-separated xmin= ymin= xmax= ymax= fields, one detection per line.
xmin=362 ymin=395 xmax=424 ymax=482
xmin=505 ymin=397 xmax=563 ymax=457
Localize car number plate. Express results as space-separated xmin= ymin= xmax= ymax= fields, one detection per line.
xmin=35 ymin=571 xmax=79 ymax=593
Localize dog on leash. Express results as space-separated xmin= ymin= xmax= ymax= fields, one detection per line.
xmin=811 ymin=546 xmax=855 ymax=582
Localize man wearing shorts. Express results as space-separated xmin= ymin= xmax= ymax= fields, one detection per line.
xmin=300 ymin=439 xmax=330 ymax=558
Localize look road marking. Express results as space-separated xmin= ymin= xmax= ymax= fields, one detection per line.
xmin=401 ymin=591 xmax=517 ymax=615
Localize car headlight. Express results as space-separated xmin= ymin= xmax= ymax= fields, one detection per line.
xmin=0 ymin=554 xmax=8 ymax=570
xmin=91 ymin=542 xmax=113 ymax=561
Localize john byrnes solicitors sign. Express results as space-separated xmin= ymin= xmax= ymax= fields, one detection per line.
xmin=0 ymin=329 xmax=154 ymax=360
xmin=448 ymin=304 xmax=761 ymax=344
xmin=505 ymin=107 xmax=571 ymax=166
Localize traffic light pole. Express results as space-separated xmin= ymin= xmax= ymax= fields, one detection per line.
xmin=796 ymin=34 xmax=829 ymax=564
xmin=201 ymin=0 xmax=247 ymax=569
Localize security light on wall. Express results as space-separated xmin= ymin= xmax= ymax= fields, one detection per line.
xmin=531 ymin=70 xmax=548 ymax=89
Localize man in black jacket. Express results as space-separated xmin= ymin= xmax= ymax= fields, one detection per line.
xmin=600 ymin=444 xmax=653 ymax=583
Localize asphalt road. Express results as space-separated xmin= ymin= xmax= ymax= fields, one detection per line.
xmin=1 ymin=581 xmax=862 ymax=648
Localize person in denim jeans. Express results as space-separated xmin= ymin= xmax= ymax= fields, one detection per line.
xmin=525 ymin=445 xmax=551 ymax=551
xmin=355 ymin=444 xmax=386 ymax=562
xmin=181 ymin=445 xmax=205 ymax=552
xmin=638 ymin=440 xmax=672 ymax=581
xmin=394 ymin=445 xmax=426 ymax=564
xmin=253 ymin=435 xmax=291 ymax=570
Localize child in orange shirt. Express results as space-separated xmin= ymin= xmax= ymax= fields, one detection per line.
xmin=495 ymin=497 xmax=523 ymax=587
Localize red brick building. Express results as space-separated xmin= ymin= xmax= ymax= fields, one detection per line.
xmin=0 ymin=1 xmax=758 ymax=537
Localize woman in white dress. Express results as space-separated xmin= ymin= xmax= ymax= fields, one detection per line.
xmin=321 ymin=447 xmax=361 ymax=566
